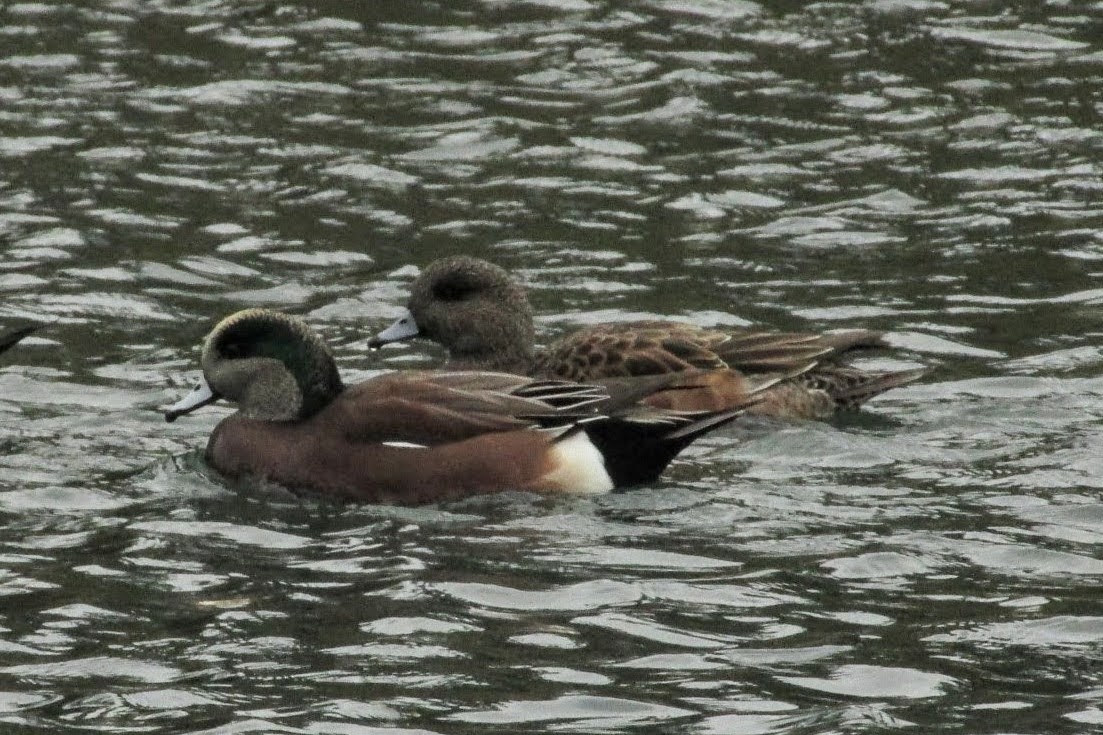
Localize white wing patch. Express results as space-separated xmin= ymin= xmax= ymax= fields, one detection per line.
xmin=381 ymin=441 xmax=429 ymax=449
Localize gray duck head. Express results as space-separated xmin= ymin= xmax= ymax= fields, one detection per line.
xmin=370 ymin=256 xmax=536 ymax=373
xmin=165 ymin=309 xmax=343 ymax=423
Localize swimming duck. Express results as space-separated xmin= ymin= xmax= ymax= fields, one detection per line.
xmin=165 ymin=308 xmax=763 ymax=504
xmin=368 ymin=256 xmax=928 ymax=419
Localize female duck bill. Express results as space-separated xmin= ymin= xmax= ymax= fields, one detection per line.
xmin=367 ymin=308 xmax=420 ymax=348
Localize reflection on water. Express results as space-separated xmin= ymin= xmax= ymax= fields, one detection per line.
xmin=2 ymin=0 xmax=1103 ymax=732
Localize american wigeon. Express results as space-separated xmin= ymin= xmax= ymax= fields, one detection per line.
xmin=368 ymin=256 xmax=929 ymax=419
xmin=0 ymin=326 xmax=36 ymax=356
xmin=164 ymin=309 xmax=764 ymax=504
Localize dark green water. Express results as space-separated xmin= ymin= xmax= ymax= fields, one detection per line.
xmin=2 ymin=1 xmax=1103 ymax=732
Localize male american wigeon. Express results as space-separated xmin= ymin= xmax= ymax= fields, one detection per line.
xmin=368 ymin=256 xmax=929 ymax=419
xmin=0 ymin=326 xmax=36 ymax=356
xmin=164 ymin=308 xmax=765 ymax=504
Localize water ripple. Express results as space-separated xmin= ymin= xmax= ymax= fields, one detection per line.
xmin=449 ymin=694 xmax=696 ymax=726
xmin=779 ymin=664 xmax=956 ymax=699
xmin=2 ymin=0 xmax=1102 ymax=732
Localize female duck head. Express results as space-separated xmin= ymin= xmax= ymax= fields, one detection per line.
xmin=374 ymin=256 xmax=536 ymax=372
xmin=166 ymin=309 xmax=343 ymax=422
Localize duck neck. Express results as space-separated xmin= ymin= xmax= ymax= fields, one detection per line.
xmin=445 ymin=343 xmax=534 ymax=374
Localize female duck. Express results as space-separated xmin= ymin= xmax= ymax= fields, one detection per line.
xmin=369 ymin=256 xmax=928 ymax=419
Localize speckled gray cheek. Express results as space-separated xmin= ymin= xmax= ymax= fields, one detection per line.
xmin=241 ymin=364 xmax=303 ymax=421
xmin=201 ymin=357 xmax=303 ymax=422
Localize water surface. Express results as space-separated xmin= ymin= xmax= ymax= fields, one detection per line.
xmin=2 ymin=1 xmax=1103 ymax=732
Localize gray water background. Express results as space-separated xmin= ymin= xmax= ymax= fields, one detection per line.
xmin=2 ymin=0 xmax=1103 ymax=732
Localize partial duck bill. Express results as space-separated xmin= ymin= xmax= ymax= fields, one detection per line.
xmin=367 ymin=308 xmax=421 ymax=348
xmin=164 ymin=377 xmax=220 ymax=422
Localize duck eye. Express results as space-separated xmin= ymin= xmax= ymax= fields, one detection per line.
xmin=432 ymin=277 xmax=475 ymax=302
xmin=222 ymin=341 xmax=246 ymax=358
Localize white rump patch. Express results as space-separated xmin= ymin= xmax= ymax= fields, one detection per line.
xmin=381 ymin=441 xmax=429 ymax=449
xmin=540 ymin=431 xmax=613 ymax=495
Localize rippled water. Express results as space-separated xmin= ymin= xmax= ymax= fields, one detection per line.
xmin=2 ymin=0 xmax=1103 ymax=732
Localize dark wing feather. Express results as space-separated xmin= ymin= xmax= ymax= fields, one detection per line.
xmin=334 ymin=371 xmax=612 ymax=446
xmin=337 ymin=395 xmax=535 ymax=445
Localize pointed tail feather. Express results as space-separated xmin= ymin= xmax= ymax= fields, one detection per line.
xmin=582 ymin=398 xmax=755 ymax=488
xmin=552 ymin=370 xmax=779 ymax=487
xmin=662 ymin=403 xmax=748 ymax=441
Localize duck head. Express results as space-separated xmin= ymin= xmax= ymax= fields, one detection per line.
xmin=165 ymin=309 xmax=343 ymax=423
xmin=369 ymin=256 xmax=535 ymax=372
